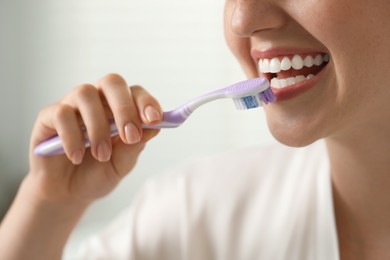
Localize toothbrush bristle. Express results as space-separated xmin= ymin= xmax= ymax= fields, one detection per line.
xmin=233 ymin=87 xmax=276 ymax=110
xmin=233 ymin=95 xmax=262 ymax=110
xmin=259 ymin=88 xmax=276 ymax=105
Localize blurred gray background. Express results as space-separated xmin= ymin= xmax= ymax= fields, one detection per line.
xmin=0 ymin=0 xmax=275 ymax=251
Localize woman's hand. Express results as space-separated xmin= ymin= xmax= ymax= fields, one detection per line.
xmin=0 ymin=73 xmax=163 ymax=260
xmin=28 ymin=73 xmax=162 ymax=205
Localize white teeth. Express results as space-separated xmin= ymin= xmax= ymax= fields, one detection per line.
xmin=270 ymin=57 xmax=281 ymax=73
xmin=270 ymin=74 xmax=315 ymax=89
xmin=313 ymin=54 xmax=323 ymax=66
xmin=258 ymin=53 xmax=329 ymax=74
xmin=323 ymin=54 xmax=330 ymax=62
xmin=295 ymin=75 xmax=306 ymax=83
xmin=259 ymin=59 xmax=270 ymax=73
xmin=259 ymin=53 xmax=330 ymax=89
xmin=303 ymin=56 xmax=314 ymax=68
xmin=291 ymin=55 xmax=304 ymax=70
xmin=280 ymin=57 xmax=292 ymax=71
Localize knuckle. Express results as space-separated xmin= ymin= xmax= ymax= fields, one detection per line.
xmin=130 ymin=85 xmax=158 ymax=105
xmin=129 ymin=85 xmax=144 ymax=93
xmin=115 ymin=105 xmax=133 ymax=117
xmin=74 ymin=84 xmax=97 ymax=101
xmin=100 ymin=73 xmax=126 ymax=88
xmin=114 ymin=98 xmax=134 ymax=110
xmin=114 ymin=106 xmax=140 ymax=125
xmin=53 ymin=104 xmax=73 ymax=120
xmin=38 ymin=105 xmax=53 ymax=119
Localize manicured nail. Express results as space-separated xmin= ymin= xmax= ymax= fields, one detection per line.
xmin=97 ymin=141 xmax=111 ymax=162
xmin=125 ymin=123 xmax=141 ymax=144
xmin=144 ymin=106 xmax=161 ymax=123
xmin=71 ymin=149 xmax=84 ymax=165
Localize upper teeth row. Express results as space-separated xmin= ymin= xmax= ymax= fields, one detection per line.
xmin=259 ymin=54 xmax=330 ymax=73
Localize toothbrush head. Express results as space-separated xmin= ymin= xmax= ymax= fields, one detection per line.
xmin=228 ymin=77 xmax=276 ymax=110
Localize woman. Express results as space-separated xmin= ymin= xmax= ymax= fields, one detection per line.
xmin=1 ymin=0 xmax=390 ymax=259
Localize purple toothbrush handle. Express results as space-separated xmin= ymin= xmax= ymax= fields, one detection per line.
xmin=34 ymin=123 xmax=120 ymax=156
xmin=34 ymin=109 xmax=188 ymax=156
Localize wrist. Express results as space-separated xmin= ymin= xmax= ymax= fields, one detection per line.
xmin=0 ymin=174 xmax=90 ymax=260
xmin=20 ymin=173 xmax=90 ymax=219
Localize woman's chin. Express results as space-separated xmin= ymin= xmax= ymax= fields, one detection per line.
xmin=266 ymin=117 xmax=322 ymax=148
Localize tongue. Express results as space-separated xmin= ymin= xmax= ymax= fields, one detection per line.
xmin=277 ymin=63 xmax=326 ymax=79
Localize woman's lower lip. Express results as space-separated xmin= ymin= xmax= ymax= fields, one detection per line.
xmin=270 ymin=66 xmax=327 ymax=102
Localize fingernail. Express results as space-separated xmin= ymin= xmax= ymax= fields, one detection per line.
xmin=72 ymin=149 xmax=84 ymax=165
xmin=144 ymin=106 xmax=161 ymax=123
xmin=97 ymin=141 xmax=111 ymax=162
xmin=125 ymin=123 xmax=141 ymax=144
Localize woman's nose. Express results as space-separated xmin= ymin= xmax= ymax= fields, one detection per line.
xmin=229 ymin=0 xmax=286 ymax=37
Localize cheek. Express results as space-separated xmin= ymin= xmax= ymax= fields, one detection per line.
xmin=303 ymin=1 xmax=390 ymax=108
xmin=274 ymin=0 xmax=390 ymax=145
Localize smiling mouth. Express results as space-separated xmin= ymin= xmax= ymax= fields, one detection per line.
xmin=258 ymin=53 xmax=330 ymax=89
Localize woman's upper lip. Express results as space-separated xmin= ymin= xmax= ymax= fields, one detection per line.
xmin=251 ymin=47 xmax=328 ymax=61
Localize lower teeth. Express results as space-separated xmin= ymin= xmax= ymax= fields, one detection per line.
xmin=270 ymin=74 xmax=314 ymax=89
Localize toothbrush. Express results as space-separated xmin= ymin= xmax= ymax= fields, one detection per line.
xmin=34 ymin=77 xmax=275 ymax=156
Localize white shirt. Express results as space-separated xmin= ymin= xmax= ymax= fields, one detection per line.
xmin=65 ymin=141 xmax=339 ymax=260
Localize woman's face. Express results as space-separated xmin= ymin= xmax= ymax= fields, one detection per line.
xmin=224 ymin=0 xmax=390 ymax=146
